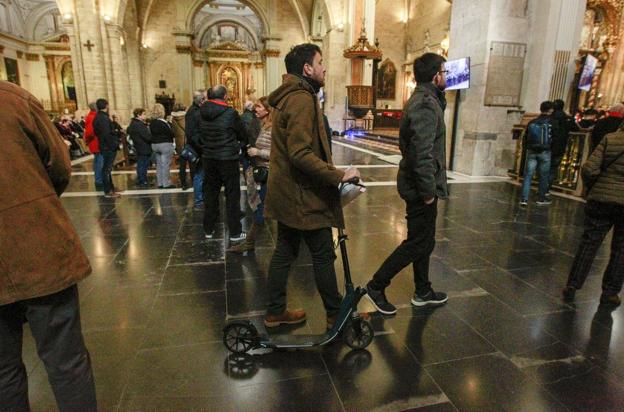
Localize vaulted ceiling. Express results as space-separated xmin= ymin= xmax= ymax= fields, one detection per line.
xmin=0 ymin=0 xmax=65 ymax=41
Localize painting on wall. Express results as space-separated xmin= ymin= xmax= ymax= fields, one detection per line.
xmin=376 ymin=59 xmax=396 ymax=100
xmin=220 ymin=66 xmax=240 ymax=110
xmin=4 ymin=57 xmax=20 ymax=85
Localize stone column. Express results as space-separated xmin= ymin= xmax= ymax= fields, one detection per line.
xmin=174 ymin=31 xmax=194 ymax=106
xmin=105 ymin=24 xmax=131 ymax=120
xmin=324 ymin=27 xmax=349 ymax=131
xmin=63 ymin=22 xmax=88 ymax=110
xmin=263 ymin=37 xmax=282 ymax=94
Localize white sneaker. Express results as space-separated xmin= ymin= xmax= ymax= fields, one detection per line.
xmin=205 ymin=231 xmax=214 ymax=239
xmin=229 ymin=232 xmax=247 ymax=242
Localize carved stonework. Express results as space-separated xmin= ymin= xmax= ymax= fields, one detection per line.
xmin=44 ymin=43 xmax=71 ymax=51
xmin=0 ymin=45 xmax=4 ymax=54
xmin=254 ymin=62 xmax=265 ymax=69
xmin=176 ymin=45 xmax=192 ymax=54
xmin=193 ymin=60 xmax=204 ymax=67
xmin=262 ymin=49 xmax=280 ymax=58
xmin=212 ymin=41 xmax=248 ymax=51
xmin=206 ymin=49 xmax=251 ymax=59
xmin=25 ymin=53 xmax=40 ymax=61
xmin=16 ymin=51 xmax=23 ymax=59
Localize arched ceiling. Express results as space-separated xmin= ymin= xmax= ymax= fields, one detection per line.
xmin=0 ymin=0 xmax=65 ymax=41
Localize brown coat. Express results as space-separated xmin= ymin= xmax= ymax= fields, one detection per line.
xmin=171 ymin=111 xmax=186 ymax=155
xmin=583 ymin=129 xmax=624 ymax=206
xmin=0 ymin=81 xmax=91 ymax=305
xmin=265 ymin=74 xmax=345 ymax=230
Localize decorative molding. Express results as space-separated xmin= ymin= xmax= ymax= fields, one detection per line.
xmin=16 ymin=51 xmax=23 ymax=59
xmin=206 ymin=49 xmax=252 ymax=59
xmin=254 ymin=62 xmax=265 ymax=69
xmin=25 ymin=53 xmax=40 ymax=61
xmin=193 ymin=60 xmax=204 ymax=67
xmin=0 ymin=45 xmax=4 ymax=54
xmin=176 ymin=45 xmax=193 ymax=54
xmin=262 ymin=49 xmax=280 ymax=58
xmin=43 ymin=43 xmax=71 ymax=52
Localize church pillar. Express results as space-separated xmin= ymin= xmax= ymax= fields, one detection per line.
xmin=105 ymin=24 xmax=131 ymax=120
xmin=324 ymin=27 xmax=349 ymax=131
xmin=174 ymin=31 xmax=194 ymax=106
xmin=254 ymin=61 xmax=265 ymax=98
xmin=263 ymin=37 xmax=282 ymax=94
xmin=63 ymin=22 xmax=88 ymax=111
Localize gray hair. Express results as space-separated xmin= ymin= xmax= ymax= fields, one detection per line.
xmin=192 ymin=90 xmax=204 ymax=105
xmin=88 ymin=102 xmax=97 ymax=111
xmin=210 ymin=85 xmax=227 ymax=100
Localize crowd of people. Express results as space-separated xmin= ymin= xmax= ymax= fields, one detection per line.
xmin=2 ymin=41 xmax=624 ymax=411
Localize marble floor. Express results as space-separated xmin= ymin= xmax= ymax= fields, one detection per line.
xmin=24 ymin=140 xmax=624 ymax=411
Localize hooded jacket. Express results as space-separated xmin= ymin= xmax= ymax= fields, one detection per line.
xmin=583 ymin=129 xmax=624 ymax=206
xmin=397 ymin=82 xmax=449 ymax=202
xmin=264 ymin=74 xmax=345 ymax=230
xmin=198 ymin=99 xmax=247 ymax=160
xmin=0 ymin=81 xmax=91 ymax=305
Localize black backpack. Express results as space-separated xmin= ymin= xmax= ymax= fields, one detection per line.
xmin=526 ymin=117 xmax=553 ymax=151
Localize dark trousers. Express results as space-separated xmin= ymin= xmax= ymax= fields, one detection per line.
xmin=179 ymin=156 xmax=196 ymax=186
xmin=202 ymin=158 xmax=242 ymax=235
xmin=136 ymin=154 xmax=151 ymax=185
xmin=0 ymin=285 xmax=97 ymax=412
xmin=267 ymin=223 xmax=343 ymax=316
xmin=549 ymin=154 xmax=564 ymax=189
xmin=567 ymin=201 xmax=624 ymax=295
xmin=369 ymin=198 xmax=438 ymax=296
xmin=101 ymin=150 xmax=116 ymax=194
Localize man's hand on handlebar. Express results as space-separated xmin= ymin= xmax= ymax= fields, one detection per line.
xmin=341 ymin=167 xmax=361 ymax=183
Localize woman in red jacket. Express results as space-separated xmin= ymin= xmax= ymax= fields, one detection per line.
xmin=83 ymin=102 xmax=103 ymax=190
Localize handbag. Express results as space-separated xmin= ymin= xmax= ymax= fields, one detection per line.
xmin=180 ymin=144 xmax=200 ymax=164
xmin=252 ymin=166 xmax=269 ymax=183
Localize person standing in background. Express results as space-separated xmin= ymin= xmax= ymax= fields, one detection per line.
xmin=84 ymin=103 xmax=103 ymax=191
xmin=93 ymin=98 xmax=121 ymax=198
xmin=171 ymin=104 xmax=191 ymax=190
xmin=150 ymin=103 xmax=176 ymax=189
xmin=185 ymin=90 xmax=206 ymax=210
xmin=127 ymin=108 xmax=152 ymax=188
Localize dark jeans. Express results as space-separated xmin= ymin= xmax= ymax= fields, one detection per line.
xmin=179 ymin=156 xmax=192 ymax=186
xmin=369 ymin=198 xmax=438 ymax=296
xmin=549 ymin=154 xmax=564 ymax=189
xmin=202 ymin=158 xmax=242 ymax=235
xmin=136 ymin=154 xmax=151 ymax=185
xmin=521 ymin=150 xmax=551 ymax=201
xmin=567 ymin=201 xmax=624 ymax=296
xmin=267 ymin=223 xmax=343 ymax=316
xmin=254 ymin=182 xmax=267 ymax=225
xmin=93 ymin=153 xmax=103 ymax=186
xmin=101 ymin=150 xmax=116 ymax=194
xmin=0 ymin=285 xmax=97 ymax=412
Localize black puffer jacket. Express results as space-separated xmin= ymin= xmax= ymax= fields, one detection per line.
xmin=126 ymin=118 xmax=152 ymax=156
xmin=199 ymin=100 xmax=247 ymax=160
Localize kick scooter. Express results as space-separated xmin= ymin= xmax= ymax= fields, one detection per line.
xmin=223 ymin=226 xmax=374 ymax=353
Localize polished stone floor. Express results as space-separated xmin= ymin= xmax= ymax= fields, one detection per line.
xmin=24 ymin=140 xmax=624 ymax=411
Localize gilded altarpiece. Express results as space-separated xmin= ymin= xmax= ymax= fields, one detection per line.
xmin=44 ymin=55 xmax=76 ymax=113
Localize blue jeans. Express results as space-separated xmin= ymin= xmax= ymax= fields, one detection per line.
xmin=193 ymin=164 xmax=204 ymax=206
xmin=521 ymin=150 xmax=551 ymax=201
xmin=136 ymin=155 xmax=151 ymax=185
xmin=254 ymin=182 xmax=267 ymax=224
xmin=93 ymin=153 xmax=103 ymax=185
xmin=101 ymin=151 xmax=116 ymax=194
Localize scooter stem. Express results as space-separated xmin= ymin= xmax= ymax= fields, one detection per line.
xmin=337 ymin=228 xmax=354 ymax=290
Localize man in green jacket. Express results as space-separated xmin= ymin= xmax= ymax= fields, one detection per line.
xmin=263 ymin=43 xmax=359 ymax=328
xmin=365 ymin=53 xmax=449 ymax=315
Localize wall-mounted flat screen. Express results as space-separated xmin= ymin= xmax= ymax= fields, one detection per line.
xmin=445 ymin=57 xmax=470 ymax=90
xmin=578 ymin=54 xmax=597 ymax=91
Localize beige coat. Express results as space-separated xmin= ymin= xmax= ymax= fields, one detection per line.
xmin=0 ymin=81 xmax=91 ymax=305
xmin=171 ymin=111 xmax=186 ymax=155
xmin=265 ymin=75 xmax=345 ymax=230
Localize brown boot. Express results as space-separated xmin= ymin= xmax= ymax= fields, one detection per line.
xmin=264 ymin=309 xmax=307 ymax=327
xmin=227 ymin=222 xmax=261 ymax=253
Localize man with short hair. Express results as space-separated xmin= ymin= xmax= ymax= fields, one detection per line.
xmin=185 ymin=90 xmax=206 ymax=209
xmin=198 ymin=85 xmax=248 ymax=241
xmin=263 ymin=43 xmax=360 ymax=328
xmin=365 ymin=53 xmax=449 ymax=315
xmin=520 ymin=101 xmax=557 ymax=207
xmin=0 ymin=80 xmax=97 ymax=411
xmin=93 ymin=98 xmax=120 ymax=198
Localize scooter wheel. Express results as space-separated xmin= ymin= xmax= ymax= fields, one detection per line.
xmin=344 ymin=318 xmax=374 ymax=350
xmin=223 ymin=322 xmax=258 ymax=353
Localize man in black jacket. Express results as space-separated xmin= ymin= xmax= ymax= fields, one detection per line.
xmin=549 ymin=99 xmax=578 ymax=191
xmin=199 ymin=85 xmax=248 ymax=241
xmin=92 ymin=99 xmax=120 ymax=198
xmin=127 ymin=108 xmax=152 ymax=187
xmin=185 ymin=90 xmax=206 ymax=208
xmin=365 ymin=53 xmax=449 ymax=315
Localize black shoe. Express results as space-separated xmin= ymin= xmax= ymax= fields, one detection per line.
xmin=562 ymin=286 xmax=576 ymax=302
xmin=600 ymin=293 xmax=621 ymax=307
xmin=411 ymin=290 xmax=448 ymax=307
xmin=161 ymin=185 xmax=176 ymax=189
xmin=365 ymin=285 xmax=397 ymax=315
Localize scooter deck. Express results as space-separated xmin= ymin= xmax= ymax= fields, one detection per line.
xmin=262 ymin=332 xmax=336 ymax=348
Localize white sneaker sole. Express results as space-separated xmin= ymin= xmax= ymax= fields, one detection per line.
xmin=410 ymin=296 xmax=448 ymax=307
xmin=365 ymin=293 xmax=397 ymax=315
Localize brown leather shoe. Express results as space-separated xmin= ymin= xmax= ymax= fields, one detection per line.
xmin=264 ymin=309 xmax=307 ymax=328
